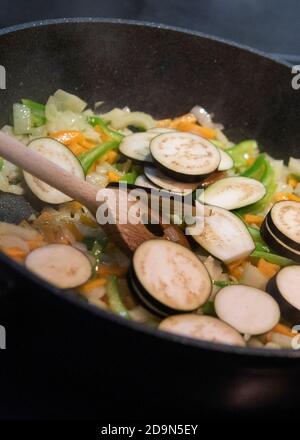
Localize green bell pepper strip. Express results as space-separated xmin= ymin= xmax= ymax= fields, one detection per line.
xmin=78 ymin=140 xmax=119 ymax=174
xmin=21 ymin=99 xmax=46 ymax=127
xmin=242 ymin=153 xmax=267 ymax=180
xmin=87 ymin=116 xmax=124 ymax=142
xmin=107 ymin=275 xmax=131 ymax=319
xmin=237 ymin=214 xmax=294 ymax=266
xmin=234 ymin=212 xmax=264 ymax=242
xmin=261 ymin=157 xmax=274 ymax=187
xmin=21 ymin=99 xmax=45 ymax=112
xmin=227 ymin=140 xmax=258 ymax=170
xmin=83 ymin=233 xmax=108 ymax=251
xmin=254 ymin=242 xmax=271 ymax=253
xmin=119 ymin=169 xmax=138 ymax=184
xmin=237 ymin=156 xmax=276 ymax=215
xmin=213 ymin=280 xmax=238 ymax=288
xmin=246 ymin=225 xmax=263 ymax=243
xmin=201 ymin=301 xmax=217 ymax=317
xmin=250 ymin=250 xmax=294 ymax=267
xmin=83 ymin=235 xmax=108 ymax=276
xmin=0 ymin=157 xmax=4 ymax=171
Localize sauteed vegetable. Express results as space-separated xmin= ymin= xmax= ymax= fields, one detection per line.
xmin=1 ymin=89 xmax=300 ymax=349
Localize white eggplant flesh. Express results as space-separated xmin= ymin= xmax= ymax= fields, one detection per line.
xmin=132 ymin=239 xmax=212 ymax=313
xmin=119 ymin=132 xmax=158 ymax=163
xmin=134 ymin=174 xmax=159 ymax=190
xmin=149 ymin=132 xmax=220 ymax=182
xmin=159 ymin=314 xmax=245 ymax=347
xmin=218 ymin=148 xmax=234 ymax=171
xmin=198 ymin=176 xmax=266 ymax=210
xmin=215 ymin=285 xmax=280 ymax=335
xmin=187 ymin=205 xmax=255 ymax=263
xmin=23 ymin=138 xmax=85 ymax=204
xmin=144 ymin=166 xmax=199 ymax=194
xmin=25 ymin=244 xmax=92 ymax=289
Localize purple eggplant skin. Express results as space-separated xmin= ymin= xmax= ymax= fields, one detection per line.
xmin=127 ymin=266 xmax=175 ymax=317
xmin=151 ymin=155 xmax=217 ymax=184
xmin=267 ymin=208 xmax=300 ymax=252
xmin=261 ymin=218 xmax=300 ymax=263
xmin=266 ymin=271 xmax=300 ymax=326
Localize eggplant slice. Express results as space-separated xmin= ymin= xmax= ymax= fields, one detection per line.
xmin=267 ymin=201 xmax=300 ymax=251
xmin=215 ymin=285 xmax=280 ymax=335
xmin=144 ymin=166 xmax=199 ymax=195
xmin=198 ymin=176 xmax=266 ymax=210
xmin=149 ymin=132 xmax=220 ymax=182
xmin=134 ymin=174 xmax=159 ymax=190
xmin=23 ymin=138 xmax=85 ymax=204
xmin=119 ymin=132 xmax=158 ymax=164
xmin=261 ymin=216 xmax=300 ymax=263
xmin=159 ymin=314 xmax=245 ymax=347
xmin=266 ymin=265 xmax=300 ymax=325
xmin=25 ymin=244 xmax=92 ymax=289
xmin=131 ymin=239 xmax=212 ymax=315
xmin=127 ymin=267 xmax=172 ymax=317
xmin=187 ymin=205 xmax=255 ymax=263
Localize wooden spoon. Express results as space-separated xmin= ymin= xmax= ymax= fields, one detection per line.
xmin=0 ymin=132 xmax=188 ymax=253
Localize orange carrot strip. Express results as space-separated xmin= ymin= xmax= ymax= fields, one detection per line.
xmin=171 ymin=113 xmax=197 ymax=125
xmin=227 ymin=258 xmax=246 ymax=280
xmin=3 ymin=247 xmax=27 ymax=260
xmin=50 ymin=130 xmax=84 ymax=146
xmin=80 ymin=138 xmax=96 ymax=149
xmin=274 ymin=192 xmax=300 ymax=203
xmin=257 ymin=258 xmax=280 ymax=278
xmin=97 ymin=150 xmax=118 ymax=165
xmin=172 ymin=121 xmax=216 ymax=139
xmin=107 ymin=171 xmax=121 ymax=183
xmin=35 ymin=211 xmax=54 ymax=223
xmin=51 ymin=130 xmax=96 ymax=155
xmin=271 ymin=323 xmax=297 ymax=338
xmin=244 ymin=214 xmax=264 ymax=227
xmin=80 ymin=277 xmax=107 ymax=294
xmin=94 ymin=125 xmax=112 ymax=142
xmin=67 ymin=142 xmax=87 ymax=156
xmin=247 ymin=157 xmax=256 ymax=166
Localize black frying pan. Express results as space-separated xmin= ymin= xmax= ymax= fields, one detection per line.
xmin=0 ymin=18 xmax=299 ymax=420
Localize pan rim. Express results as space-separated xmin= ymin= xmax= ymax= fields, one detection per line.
xmin=0 ymin=17 xmax=298 ymax=360
xmin=0 ymin=17 xmax=292 ymax=68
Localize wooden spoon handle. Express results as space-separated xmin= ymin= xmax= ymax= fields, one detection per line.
xmin=0 ymin=131 xmax=100 ymax=214
xmin=0 ymin=132 xmax=190 ymax=254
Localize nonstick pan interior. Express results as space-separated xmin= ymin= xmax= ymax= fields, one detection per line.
xmin=0 ymin=19 xmax=299 ymax=419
